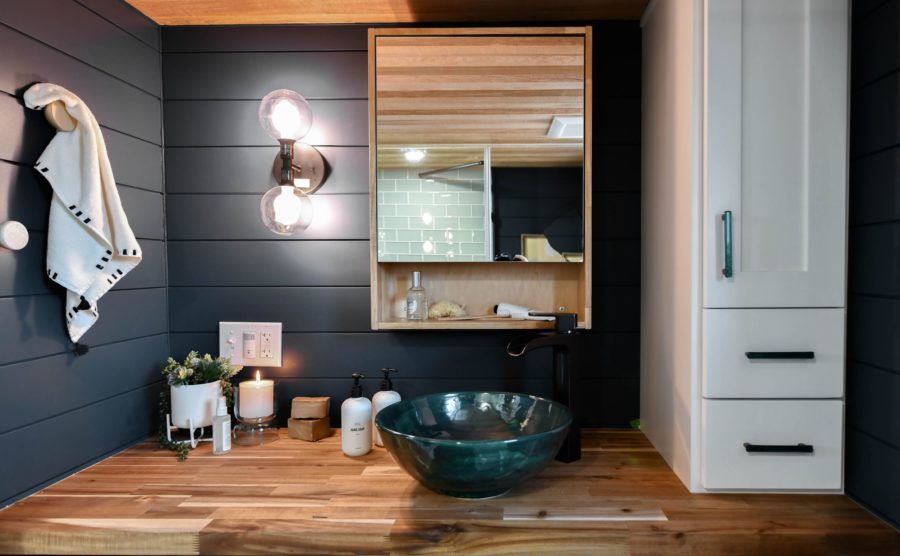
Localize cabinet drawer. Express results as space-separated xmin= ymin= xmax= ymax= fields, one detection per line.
xmin=702 ymin=399 xmax=843 ymax=490
xmin=703 ymin=308 xmax=844 ymax=398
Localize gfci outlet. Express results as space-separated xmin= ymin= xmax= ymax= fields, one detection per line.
xmin=219 ymin=322 xmax=282 ymax=367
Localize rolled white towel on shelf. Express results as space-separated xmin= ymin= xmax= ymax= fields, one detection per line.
xmin=493 ymin=302 xmax=555 ymax=321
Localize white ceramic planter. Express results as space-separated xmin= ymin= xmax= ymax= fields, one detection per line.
xmin=170 ymin=381 xmax=222 ymax=429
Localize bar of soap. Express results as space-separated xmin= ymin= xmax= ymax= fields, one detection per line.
xmin=291 ymin=396 xmax=330 ymax=419
xmin=287 ymin=417 xmax=332 ymax=442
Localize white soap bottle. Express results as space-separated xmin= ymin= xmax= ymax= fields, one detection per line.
xmin=212 ymin=396 xmax=231 ymax=455
xmin=341 ymin=373 xmax=372 ymax=456
xmin=372 ymin=368 xmax=401 ymax=447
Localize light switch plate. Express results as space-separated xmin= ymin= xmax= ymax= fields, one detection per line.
xmin=219 ymin=322 xmax=282 ymax=367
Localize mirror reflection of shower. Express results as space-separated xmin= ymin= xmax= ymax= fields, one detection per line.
xmin=376 ymin=144 xmax=582 ymax=263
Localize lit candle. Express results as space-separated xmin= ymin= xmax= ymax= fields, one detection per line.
xmin=239 ymin=370 xmax=274 ymax=418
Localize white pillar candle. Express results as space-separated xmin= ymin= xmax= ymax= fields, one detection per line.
xmin=239 ymin=370 xmax=274 ymax=418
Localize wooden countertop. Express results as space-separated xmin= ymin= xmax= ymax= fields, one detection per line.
xmin=0 ymin=429 xmax=897 ymax=555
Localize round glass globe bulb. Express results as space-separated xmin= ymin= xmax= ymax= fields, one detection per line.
xmin=260 ymin=185 xmax=314 ymax=236
xmin=259 ymin=89 xmax=313 ymax=141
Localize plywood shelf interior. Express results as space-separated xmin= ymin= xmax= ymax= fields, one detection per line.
xmin=372 ymin=262 xmax=589 ymax=330
xmin=368 ymin=27 xmax=592 ymax=331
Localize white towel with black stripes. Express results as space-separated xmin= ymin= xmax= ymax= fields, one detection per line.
xmin=24 ymin=83 xmax=141 ymax=343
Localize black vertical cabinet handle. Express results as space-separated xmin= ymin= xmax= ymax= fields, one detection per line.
xmin=745 ymin=351 xmax=815 ymax=360
xmin=722 ymin=211 xmax=733 ymax=278
xmin=744 ymin=443 xmax=814 ymax=453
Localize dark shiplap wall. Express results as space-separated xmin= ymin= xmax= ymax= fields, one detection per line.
xmin=162 ymin=23 xmax=641 ymax=427
xmin=0 ymin=1 xmax=165 ymax=506
xmin=846 ymin=0 xmax=900 ymax=529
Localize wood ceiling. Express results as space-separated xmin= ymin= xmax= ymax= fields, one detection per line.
xmin=126 ymin=0 xmax=649 ymax=26
xmin=375 ymin=33 xmax=585 ymax=168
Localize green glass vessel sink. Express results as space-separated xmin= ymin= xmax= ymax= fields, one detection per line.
xmin=375 ymin=391 xmax=572 ymax=499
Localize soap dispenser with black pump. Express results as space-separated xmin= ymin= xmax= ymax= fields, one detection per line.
xmin=341 ymin=373 xmax=372 ymax=456
xmin=372 ymin=368 xmax=401 ymax=447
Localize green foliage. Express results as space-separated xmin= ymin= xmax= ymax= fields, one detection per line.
xmin=157 ymin=389 xmax=189 ymax=461
xmin=162 ymin=350 xmax=242 ymax=386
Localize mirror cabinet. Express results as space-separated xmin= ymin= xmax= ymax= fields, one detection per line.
xmin=369 ymin=27 xmax=592 ymax=330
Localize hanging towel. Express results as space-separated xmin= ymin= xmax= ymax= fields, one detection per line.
xmin=24 ymin=83 xmax=142 ymax=343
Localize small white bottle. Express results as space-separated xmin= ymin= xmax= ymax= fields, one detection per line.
xmin=341 ymin=373 xmax=372 ymax=456
xmin=406 ymin=271 xmax=427 ymax=320
xmin=212 ymin=396 xmax=231 ymax=455
xmin=372 ymin=368 xmax=401 ymax=447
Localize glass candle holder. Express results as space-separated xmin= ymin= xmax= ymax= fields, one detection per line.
xmin=233 ymin=374 xmax=279 ymax=445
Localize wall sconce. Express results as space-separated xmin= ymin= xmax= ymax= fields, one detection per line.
xmin=257 ymin=89 xmax=327 ymax=236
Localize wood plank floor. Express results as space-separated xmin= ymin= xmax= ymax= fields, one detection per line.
xmin=0 ymin=429 xmax=897 ymax=555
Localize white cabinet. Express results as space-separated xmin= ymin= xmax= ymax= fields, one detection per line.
xmin=640 ymin=0 xmax=848 ymax=492
xmin=702 ymin=308 xmax=845 ymax=398
xmin=704 ymin=0 xmax=849 ymax=309
xmin=702 ymin=399 xmax=844 ymax=490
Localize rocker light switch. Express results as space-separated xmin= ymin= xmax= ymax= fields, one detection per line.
xmin=219 ymin=322 xmax=282 ymax=367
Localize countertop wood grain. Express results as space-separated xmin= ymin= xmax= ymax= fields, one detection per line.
xmin=0 ymin=429 xmax=897 ymax=555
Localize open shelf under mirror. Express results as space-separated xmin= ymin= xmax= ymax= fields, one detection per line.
xmin=372 ymin=262 xmax=590 ymax=331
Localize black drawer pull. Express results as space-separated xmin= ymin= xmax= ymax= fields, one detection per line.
xmin=745 ymin=351 xmax=815 ymax=360
xmin=744 ymin=442 xmax=814 ymax=454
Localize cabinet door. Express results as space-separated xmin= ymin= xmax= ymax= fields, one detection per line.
xmin=704 ymin=0 xmax=848 ymax=308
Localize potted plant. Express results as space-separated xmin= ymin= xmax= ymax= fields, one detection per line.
xmin=159 ymin=351 xmax=242 ymax=459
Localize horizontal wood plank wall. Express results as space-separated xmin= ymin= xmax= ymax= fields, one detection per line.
xmin=162 ymin=23 xmax=640 ymax=429
xmin=846 ymin=0 xmax=900 ymax=529
xmin=0 ymin=1 xmax=165 ymax=507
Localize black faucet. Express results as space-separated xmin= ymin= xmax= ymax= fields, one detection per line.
xmin=507 ymin=312 xmax=581 ymax=463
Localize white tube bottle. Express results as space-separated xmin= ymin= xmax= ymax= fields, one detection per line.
xmin=372 ymin=368 xmax=401 ymax=447
xmin=341 ymin=373 xmax=372 ymax=456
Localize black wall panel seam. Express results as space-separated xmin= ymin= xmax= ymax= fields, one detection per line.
xmin=0 ymin=21 xmax=161 ymax=100
xmin=167 ymin=284 xmax=369 ymax=289
xmin=166 ymin=49 xmax=369 ymax=54
xmin=855 ymin=0 xmax=893 ymax=20
xmin=165 ymin=144 xmax=369 ymax=149
xmin=3 ymin=378 xmax=165 ymax=439
xmin=0 ymin=434 xmax=149 ymax=509
xmin=164 ymin=96 xmax=369 ymax=102
xmin=851 ymin=67 xmax=900 ymax=93
xmin=165 ymin=238 xmax=371 ymax=242
xmin=71 ymin=0 xmax=161 ymax=52
xmin=846 ymin=358 xmax=900 ymax=377
xmin=0 ymin=331 xmax=167 ymax=370
xmin=849 ymin=291 xmax=900 ymax=301
xmin=846 ymin=424 xmax=900 ymax=452
xmin=0 ymin=284 xmax=167 ymax=301
xmin=164 ymin=192 xmax=369 ymax=197
xmin=99 ymin=124 xmax=162 ymax=148
xmin=118 ymin=183 xmax=164 ymax=195
xmin=847 ymin=291 xmax=900 ymax=300
xmin=850 ymin=143 xmax=900 ymax=161
xmin=848 ymin=215 xmax=900 ymax=229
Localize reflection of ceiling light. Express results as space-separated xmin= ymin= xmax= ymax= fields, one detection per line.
xmin=421 ymin=212 xmax=433 ymax=225
xmin=547 ymin=116 xmax=584 ymax=139
xmin=404 ymin=149 xmax=426 ymax=163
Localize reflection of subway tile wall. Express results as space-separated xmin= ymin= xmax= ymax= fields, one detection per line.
xmin=377 ymin=167 xmax=486 ymax=261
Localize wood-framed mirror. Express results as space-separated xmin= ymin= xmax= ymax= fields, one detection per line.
xmin=368 ymin=27 xmax=592 ymax=330
xmin=372 ymin=28 xmax=587 ymax=263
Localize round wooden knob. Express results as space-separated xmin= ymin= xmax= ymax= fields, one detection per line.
xmin=0 ymin=221 xmax=29 ymax=251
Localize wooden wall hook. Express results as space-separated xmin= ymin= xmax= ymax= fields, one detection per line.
xmin=44 ymin=100 xmax=77 ymax=131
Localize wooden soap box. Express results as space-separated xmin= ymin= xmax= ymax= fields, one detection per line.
xmin=288 ymin=396 xmax=332 ymax=442
xmin=291 ymin=396 xmax=330 ymax=419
